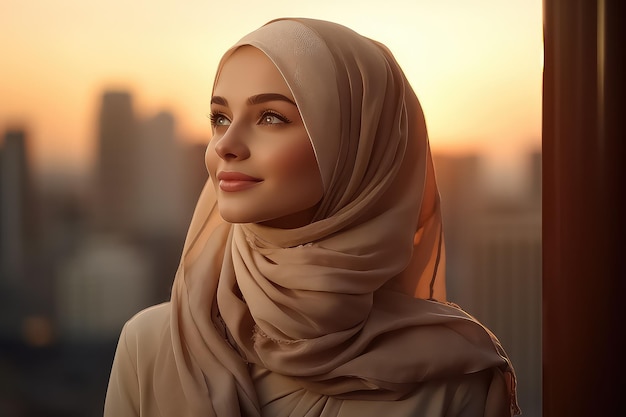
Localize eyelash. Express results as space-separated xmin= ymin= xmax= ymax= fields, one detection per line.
xmin=209 ymin=111 xmax=229 ymax=127
xmin=257 ymin=110 xmax=292 ymax=125
xmin=208 ymin=110 xmax=292 ymax=127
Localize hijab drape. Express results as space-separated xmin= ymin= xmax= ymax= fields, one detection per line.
xmin=155 ymin=18 xmax=519 ymax=417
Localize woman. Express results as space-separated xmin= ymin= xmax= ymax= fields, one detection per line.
xmin=104 ymin=18 xmax=520 ymax=417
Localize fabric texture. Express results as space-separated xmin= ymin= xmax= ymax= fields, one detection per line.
xmin=105 ymin=17 xmax=520 ymax=417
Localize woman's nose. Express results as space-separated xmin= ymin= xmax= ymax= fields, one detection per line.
xmin=213 ymin=126 xmax=250 ymax=161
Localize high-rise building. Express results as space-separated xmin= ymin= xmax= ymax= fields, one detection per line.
xmin=466 ymin=203 xmax=541 ymax=416
xmin=0 ymin=129 xmax=31 ymax=284
xmin=95 ymin=91 xmax=137 ymax=234
xmin=132 ymin=111 xmax=187 ymax=239
xmin=434 ymin=151 xmax=542 ymax=416
xmin=0 ymin=129 xmax=37 ymax=338
xmin=432 ymin=153 xmax=485 ymax=300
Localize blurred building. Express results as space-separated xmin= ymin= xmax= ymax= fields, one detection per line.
xmin=0 ymin=129 xmax=37 ymax=339
xmin=466 ymin=202 xmax=541 ymax=417
xmin=434 ymin=151 xmax=542 ymax=417
xmin=55 ymin=235 xmax=153 ymax=342
xmin=90 ymin=90 xmax=210 ymax=305
xmin=94 ymin=90 xmax=209 ymax=239
xmin=133 ymin=111 xmax=187 ymax=239
xmin=183 ymin=142 xmax=210 ymax=215
xmin=95 ymin=91 xmax=138 ymax=234
xmin=0 ymin=129 xmax=31 ymax=284
xmin=432 ymin=153 xmax=485 ymax=292
xmin=1 ymin=93 xmax=210 ymax=417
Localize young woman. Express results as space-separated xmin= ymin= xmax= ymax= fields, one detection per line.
xmin=104 ymin=18 xmax=519 ymax=417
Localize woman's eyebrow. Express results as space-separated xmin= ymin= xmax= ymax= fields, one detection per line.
xmin=247 ymin=93 xmax=297 ymax=107
xmin=210 ymin=93 xmax=297 ymax=107
xmin=210 ymin=96 xmax=228 ymax=106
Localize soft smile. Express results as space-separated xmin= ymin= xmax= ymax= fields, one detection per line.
xmin=216 ymin=171 xmax=263 ymax=192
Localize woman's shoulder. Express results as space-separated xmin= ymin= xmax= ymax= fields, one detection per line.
xmin=120 ymin=302 xmax=171 ymax=349
xmin=105 ymin=303 xmax=173 ymax=415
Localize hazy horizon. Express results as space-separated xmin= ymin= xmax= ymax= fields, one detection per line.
xmin=1 ymin=0 xmax=542 ymax=192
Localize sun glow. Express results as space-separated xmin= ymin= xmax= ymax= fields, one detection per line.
xmin=0 ymin=0 xmax=542 ymax=178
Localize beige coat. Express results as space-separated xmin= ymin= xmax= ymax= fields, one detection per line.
xmin=105 ymin=303 xmax=510 ymax=417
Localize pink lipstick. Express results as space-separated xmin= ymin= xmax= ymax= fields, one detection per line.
xmin=216 ymin=171 xmax=262 ymax=192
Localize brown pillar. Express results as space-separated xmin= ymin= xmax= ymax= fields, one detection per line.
xmin=543 ymin=0 xmax=625 ymax=415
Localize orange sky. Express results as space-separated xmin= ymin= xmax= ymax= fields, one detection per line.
xmin=0 ymin=0 xmax=543 ymax=180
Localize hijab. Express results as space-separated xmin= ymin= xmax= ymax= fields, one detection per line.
xmin=155 ymin=18 xmax=519 ymax=417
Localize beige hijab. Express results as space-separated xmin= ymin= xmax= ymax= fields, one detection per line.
xmin=156 ymin=18 xmax=519 ymax=417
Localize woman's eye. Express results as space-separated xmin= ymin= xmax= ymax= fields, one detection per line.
xmin=258 ymin=111 xmax=291 ymax=125
xmin=210 ymin=112 xmax=231 ymax=127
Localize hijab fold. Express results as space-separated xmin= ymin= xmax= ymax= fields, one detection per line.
xmin=156 ymin=18 xmax=519 ymax=417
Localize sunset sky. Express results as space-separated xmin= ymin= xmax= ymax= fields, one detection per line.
xmin=0 ymin=0 xmax=543 ymax=182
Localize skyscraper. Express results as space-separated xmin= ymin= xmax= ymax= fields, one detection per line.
xmin=132 ymin=111 xmax=186 ymax=238
xmin=434 ymin=151 xmax=542 ymax=416
xmin=0 ymin=128 xmax=35 ymax=338
xmin=0 ymin=129 xmax=32 ymax=284
xmin=95 ymin=91 xmax=137 ymax=234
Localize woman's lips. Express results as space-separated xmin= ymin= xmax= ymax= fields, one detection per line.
xmin=216 ymin=171 xmax=262 ymax=192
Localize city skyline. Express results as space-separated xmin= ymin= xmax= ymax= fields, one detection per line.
xmin=6 ymin=85 xmax=541 ymax=200
xmin=0 ymin=110 xmax=542 ymax=414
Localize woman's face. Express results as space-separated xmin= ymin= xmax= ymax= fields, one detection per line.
xmin=206 ymin=46 xmax=324 ymax=229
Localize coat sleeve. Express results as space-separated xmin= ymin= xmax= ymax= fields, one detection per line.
xmin=104 ymin=322 xmax=141 ymax=417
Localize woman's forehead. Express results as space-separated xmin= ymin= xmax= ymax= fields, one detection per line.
xmin=213 ymin=46 xmax=294 ymax=100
